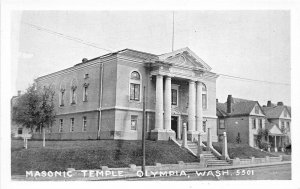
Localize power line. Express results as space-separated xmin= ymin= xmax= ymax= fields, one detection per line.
xmin=22 ymin=22 xmax=114 ymax=53
xmin=23 ymin=22 xmax=290 ymax=87
xmin=218 ymin=73 xmax=290 ymax=86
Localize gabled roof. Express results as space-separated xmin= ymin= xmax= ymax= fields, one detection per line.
xmin=265 ymin=121 xmax=284 ymax=135
xmin=262 ymin=105 xmax=291 ymax=119
xmin=217 ymin=97 xmax=262 ymax=117
xmin=158 ymin=47 xmax=212 ymax=71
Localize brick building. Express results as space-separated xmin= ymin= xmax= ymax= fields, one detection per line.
xmin=33 ymin=47 xmax=219 ymax=141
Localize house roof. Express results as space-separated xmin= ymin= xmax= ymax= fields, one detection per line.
xmin=265 ymin=121 xmax=284 ymax=135
xmin=217 ymin=97 xmax=261 ymax=117
xmin=262 ymin=105 xmax=291 ymax=119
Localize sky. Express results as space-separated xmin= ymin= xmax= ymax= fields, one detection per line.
xmin=11 ymin=10 xmax=291 ymax=106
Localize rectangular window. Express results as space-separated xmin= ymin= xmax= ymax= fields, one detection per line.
xmin=202 ymin=94 xmax=207 ymax=109
xmin=70 ymin=118 xmax=74 ymax=132
xmin=83 ymin=117 xmax=87 ymax=131
xmin=83 ymin=86 xmax=88 ymax=101
xmin=17 ymin=128 xmax=23 ymax=135
xmin=131 ymin=115 xmax=138 ymax=130
xmin=59 ymin=119 xmax=63 ymax=132
xmin=202 ymin=121 xmax=206 ymax=132
xmin=287 ymin=122 xmax=290 ymax=132
xmin=281 ymin=121 xmax=285 ymax=130
xmin=284 ymin=110 xmax=287 ymax=117
xmin=259 ymin=119 xmax=263 ymax=129
xmin=130 ymin=83 xmax=140 ymax=101
xmin=255 ymin=106 xmax=259 ymax=114
xmin=171 ymin=89 xmax=178 ymax=105
xmin=219 ymin=119 xmax=225 ymax=129
xmin=252 ymin=118 xmax=256 ymax=129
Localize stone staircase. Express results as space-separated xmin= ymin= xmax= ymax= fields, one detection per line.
xmin=175 ymin=139 xmax=231 ymax=167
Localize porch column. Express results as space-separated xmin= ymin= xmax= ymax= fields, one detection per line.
xmin=196 ymin=81 xmax=203 ymax=132
xmin=155 ymin=75 xmax=164 ymax=131
xmin=187 ymin=80 xmax=197 ymax=141
xmin=274 ymin=136 xmax=277 ymax=152
xmin=164 ymin=76 xmax=172 ymax=131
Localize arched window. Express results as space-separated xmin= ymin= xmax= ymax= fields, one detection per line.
xmin=59 ymin=81 xmax=66 ymax=107
xmin=131 ymin=71 xmax=140 ymax=80
xmin=202 ymin=83 xmax=207 ymax=110
xmin=129 ymin=71 xmax=141 ymax=101
xmin=70 ymin=79 xmax=77 ymax=104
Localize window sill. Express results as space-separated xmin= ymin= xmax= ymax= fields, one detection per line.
xmin=129 ymin=100 xmax=141 ymax=103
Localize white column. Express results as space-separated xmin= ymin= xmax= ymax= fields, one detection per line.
xmin=188 ymin=80 xmax=196 ymax=132
xmin=164 ymin=76 xmax=172 ymax=131
xmin=182 ymin=123 xmax=187 ymax=148
xmin=155 ymin=75 xmax=164 ymax=131
xmin=274 ymin=136 xmax=277 ymax=152
xmin=206 ymin=127 xmax=211 ymax=151
xmin=196 ymin=81 xmax=203 ymax=132
xmin=222 ymin=132 xmax=229 ymax=160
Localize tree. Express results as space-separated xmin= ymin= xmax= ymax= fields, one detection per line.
xmin=12 ymin=83 xmax=56 ymax=147
xmin=256 ymin=128 xmax=270 ymax=150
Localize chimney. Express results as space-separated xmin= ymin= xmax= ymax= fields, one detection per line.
xmin=227 ymin=95 xmax=233 ymax=113
xmin=277 ymin=102 xmax=284 ymax=106
xmin=216 ymin=99 xmax=218 ymax=103
xmin=267 ymin=100 xmax=272 ymax=107
xmin=82 ymin=58 xmax=88 ymax=63
xmin=17 ymin=90 xmax=21 ymax=96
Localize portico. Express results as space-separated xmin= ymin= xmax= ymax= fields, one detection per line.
xmin=148 ymin=48 xmax=215 ymax=141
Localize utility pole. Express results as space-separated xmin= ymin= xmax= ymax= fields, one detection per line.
xmin=142 ymin=86 xmax=146 ymax=176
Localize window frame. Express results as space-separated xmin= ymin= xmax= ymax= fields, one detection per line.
xmin=59 ymin=89 xmax=65 ymax=107
xmin=70 ymin=86 xmax=77 ymax=104
xmin=130 ymin=115 xmax=138 ymax=130
xmin=83 ymin=83 xmax=89 ymax=102
xmin=70 ymin=118 xmax=74 ymax=132
xmin=17 ymin=128 xmax=23 ymax=135
xmin=59 ymin=119 xmax=63 ymax=133
xmin=219 ymin=119 xmax=225 ymax=129
xmin=252 ymin=118 xmax=256 ymax=129
xmin=82 ymin=116 xmax=87 ymax=132
xmin=259 ymin=119 xmax=263 ymax=129
xmin=171 ymin=84 xmax=179 ymax=106
xmin=202 ymin=83 xmax=208 ymax=110
xmin=129 ymin=70 xmax=142 ymax=102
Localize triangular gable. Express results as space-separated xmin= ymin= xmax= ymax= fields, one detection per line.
xmin=269 ymin=125 xmax=283 ymax=135
xmin=250 ymin=102 xmax=265 ymax=116
xmin=158 ymin=47 xmax=212 ymax=71
xmin=279 ymin=107 xmax=291 ymax=119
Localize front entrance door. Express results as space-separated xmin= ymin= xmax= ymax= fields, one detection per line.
xmin=171 ymin=116 xmax=178 ymax=138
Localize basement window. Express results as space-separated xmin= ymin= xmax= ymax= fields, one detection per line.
xmin=131 ymin=115 xmax=138 ymax=130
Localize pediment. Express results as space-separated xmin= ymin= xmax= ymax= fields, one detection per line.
xmin=269 ymin=125 xmax=283 ymax=135
xmin=158 ymin=47 xmax=212 ymax=71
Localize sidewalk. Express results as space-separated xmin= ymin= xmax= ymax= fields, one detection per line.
xmin=12 ymin=161 xmax=291 ymax=181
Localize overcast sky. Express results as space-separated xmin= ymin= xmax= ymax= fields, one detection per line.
xmin=11 ymin=10 xmax=290 ymax=106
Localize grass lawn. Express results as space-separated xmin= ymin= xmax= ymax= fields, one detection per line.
xmin=211 ymin=142 xmax=277 ymax=159
xmin=11 ymin=139 xmax=198 ymax=175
